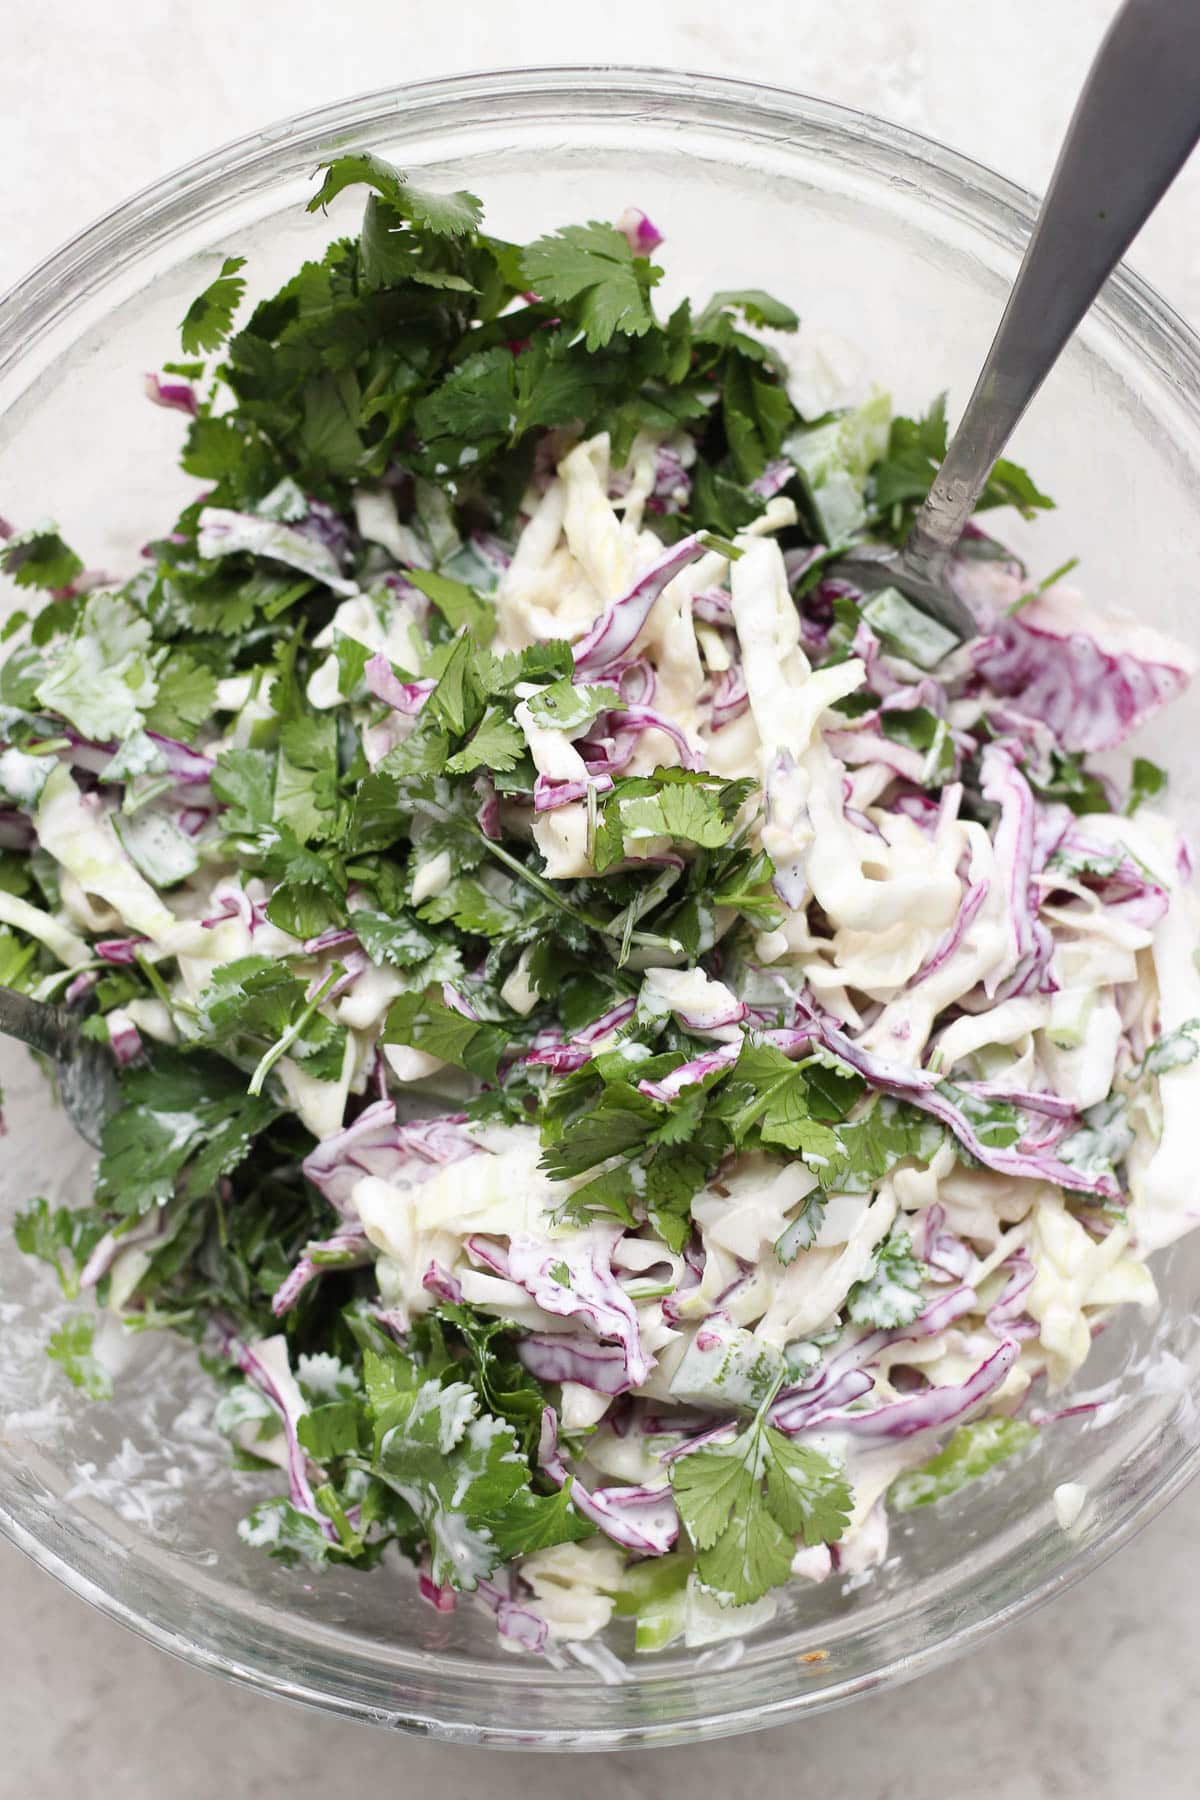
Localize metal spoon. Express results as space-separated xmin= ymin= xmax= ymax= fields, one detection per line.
xmin=837 ymin=0 xmax=1200 ymax=639
xmin=0 ymin=986 xmax=120 ymax=1147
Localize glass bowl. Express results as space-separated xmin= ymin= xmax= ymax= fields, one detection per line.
xmin=2 ymin=67 xmax=1199 ymax=1750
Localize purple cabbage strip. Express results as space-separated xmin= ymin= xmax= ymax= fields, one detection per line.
xmin=95 ymin=936 xmax=148 ymax=964
xmin=783 ymin=1008 xmax=1120 ymax=1200
xmin=964 ymin=1081 xmax=1076 ymax=1119
xmin=523 ymin=997 xmax=637 ymax=1073
xmin=661 ymin=1239 xmax=706 ymax=1324
xmin=578 ymin=704 xmax=702 ymax=780
xmin=477 ymin=1230 xmax=651 ymax=1388
xmin=658 ymin=1417 xmax=740 ymax=1466
xmin=522 ymin=1041 xmax=594 ymax=1075
xmin=750 ymin=459 xmax=794 ymax=500
xmin=890 ymin=791 xmax=942 ymax=834
xmin=770 ymin=1367 xmax=877 ymax=1433
xmin=918 ymin=1205 xmax=975 ymax=1284
xmin=475 ymin=1576 xmax=549 ymax=1652
xmin=201 ymin=884 xmax=268 ymax=934
xmin=298 ymin=497 xmax=352 ymax=566
xmin=145 ymin=732 xmax=216 ymax=785
xmin=825 ymin=726 xmax=928 ymax=786
xmin=441 ymin=980 xmax=480 ymax=1020
xmin=321 ymin=948 xmax=368 ymax=1002
xmin=979 ymin=742 xmax=1036 ymax=984
xmin=539 ymin=1408 xmax=678 ymax=1554
xmin=364 ymin=652 xmax=435 ymax=715
xmin=637 ymin=1040 xmax=742 ymax=1104
xmin=985 ymin=1248 xmax=1039 ymax=1341
xmin=674 ymin=996 xmax=748 ymax=1037
xmin=911 ymin=879 xmax=989 ymax=987
xmin=177 ymin=805 xmax=212 ymax=837
xmin=533 ymin=770 xmax=614 ymax=813
xmin=302 ymin=926 xmax=360 ymax=955
xmin=611 ymin=705 xmax=702 ymax=770
xmin=648 ymin=445 xmax=691 ymax=515
xmin=106 ymin=1013 xmax=143 ymax=1067
xmin=709 ymin=664 xmax=749 ymax=730
xmin=80 ymin=1209 xmax=167 ymax=1290
xmin=418 ymin=1567 xmax=458 ymax=1614
xmin=614 ymin=657 xmax=657 ymax=706
xmin=987 ymin=916 xmax=1059 ymax=1005
xmin=518 ymin=1331 xmax=634 ymax=1395
xmin=851 ymin=621 xmax=908 ymax=700
xmin=300 ymin=1099 xmax=479 ymax=1219
xmin=571 ymin=534 xmax=707 ymax=675
xmin=972 ymin=595 xmax=1193 ymax=753
xmin=615 ymin=206 xmax=664 ymax=254
xmin=143 ymin=372 xmax=198 ymax=416
xmin=1048 ymin=827 xmax=1170 ymax=930
xmin=569 ymin=1002 xmax=646 ymax=1052
xmin=421 ymin=1260 xmax=463 ymax=1305
xmin=475 ymin=772 xmax=501 ymax=840
xmin=788 ymin=1340 xmax=1019 ymax=1442
xmin=691 ymin=588 xmax=733 ymax=627
xmin=216 ymin=1323 xmax=337 ymax=1540
xmin=771 ymin=1286 xmax=980 ymax=1433
xmin=271 ymin=1225 xmax=373 ymax=1317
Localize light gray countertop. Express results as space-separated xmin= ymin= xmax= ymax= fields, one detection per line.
xmin=3 ymin=2 xmax=1198 ymax=1793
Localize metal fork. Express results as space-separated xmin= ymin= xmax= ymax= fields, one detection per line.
xmin=837 ymin=0 xmax=1200 ymax=639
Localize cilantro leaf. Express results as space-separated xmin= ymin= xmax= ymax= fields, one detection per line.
xmin=350 ymin=909 xmax=445 ymax=970
xmin=521 ymin=222 xmax=661 ymax=351
xmin=180 ymin=255 xmax=247 ymax=355
xmin=593 ymin=770 xmax=752 ymax=872
xmin=144 ymin=652 xmax=219 ymax=739
xmin=523 ymin=678 xmax=619 ymax=734
xmin=211 ymin=747 xmax=276 ymax=831
xmin=540 ymin=1081 xmax=658 ymax=1180
xmin=46 ymin=1315 xmax=113 ymax=1401
xmin=371 ymin=1376 xmax=527 ymax=1589
xmin=0 ymin=525 xmax=83 ymax=592
xmin=670 ymin=1395 xmax=851 ymax=1605
xmin=773 ymin=1193 xmax=826 ymax=1264
xmin=445 ymin=707 xmax=526 ymax=775
xmin=308 ymin=153 xmax=483 ymax=237
xmin=201 ymin=956 xmax=346 ymax=1082
xmin=94 ymin=1052 xmax=283 ymax=1216
xmin=482 ymin=1479 xmax=593 ymax=1559
xmin=239 ymin=1497 xmax=342 ymax=1568
xmin=405 ymin=568 xmax=495 ymax=641
xmin=432 ymin=1302 xmax=550 ymax=1458
xmin=13 ymin=1196 xmax=107 ymax=1300
xmin=845 ymin=1230 xmax=925 ymax=1328
xmin=1126 ymin=756 xmax=1167 ymax=816
xmin=384 ymin=985 xmax=507 ymax=1082
xmin=870 ymin=395 xmax=1052 ymax=534
xmin=695 ymin=289 xmax=799 ymax=334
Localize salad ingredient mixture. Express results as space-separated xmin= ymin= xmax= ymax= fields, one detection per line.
xmin=5 ymin=159 xmax=1199 ymax=1658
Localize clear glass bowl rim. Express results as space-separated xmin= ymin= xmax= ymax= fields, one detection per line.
xmin=2 ymin=63 xmax=1199 ymax=1748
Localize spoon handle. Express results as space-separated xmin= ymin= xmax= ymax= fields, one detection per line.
xmin=906 ymin=0 xmax=1200 ymax=577
xmin=0 ymin=983 xmax=79 ymax=1057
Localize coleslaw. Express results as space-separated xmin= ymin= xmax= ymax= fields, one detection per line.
xmin=5 ymin=156 xmax=1199 ymax=1657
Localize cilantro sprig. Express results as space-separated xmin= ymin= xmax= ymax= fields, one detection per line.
xmin=669 ymin=1378 xmax=851 ymax=1605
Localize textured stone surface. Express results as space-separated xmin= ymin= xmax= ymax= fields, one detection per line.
xmin=3 ymin=2 xmax=1199 ymax=1793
